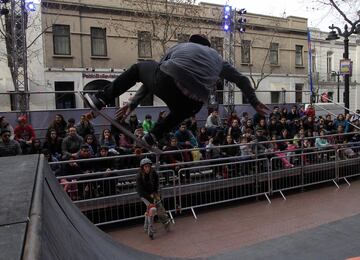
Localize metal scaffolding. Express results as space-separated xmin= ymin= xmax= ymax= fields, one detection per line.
xmin=223 ymin=9 xmax=236 ymax=113
xmin=10 ymin=0 xmax=29 ymax=113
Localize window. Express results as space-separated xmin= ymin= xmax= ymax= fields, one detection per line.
xmin=269 ymin=42 xmax=279 ymax=65
xmin=311 ymin=50 xmax=316 ymax=73
xmin=295 ymin=84 xmax=303 ymax=103
xmin=211 ymin=37 xmax=224 ymax=56
xmin=91 ymin=27 xmax=107 ymax=56
xmin=326 ymin=52 xmax=332 ymax=73
xmin=241 ymin=40 xmax=251 ymax=64
xmin=138 ymin=31 xmax=152 ymax=58
xmin=295 ymin=45 xmax=303 ymax=66
xmin=177 ymin=33 xmax=190 ymax=43
xmin=327 ymin=51 xmax=333 ymax=81
xmin=53 ymin=24 xmax=71 ymax=55
xmin=55 ymin=82 xmax=75 ymax=109
xmin=271 ymin=91 xmax=280 ymax=104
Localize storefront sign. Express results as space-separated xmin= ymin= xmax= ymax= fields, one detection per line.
xmin=82 ymin=73 xmax=119 ymax=79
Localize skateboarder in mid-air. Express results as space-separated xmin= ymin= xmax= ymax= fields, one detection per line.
xmin=137 ymin=158 xmax=171 ymax=239
xmin=84 ymin=34 xmax=269 ymax=146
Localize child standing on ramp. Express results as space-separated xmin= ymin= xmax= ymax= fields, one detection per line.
xmin=136 ymin=158 xmax=171 ymax=239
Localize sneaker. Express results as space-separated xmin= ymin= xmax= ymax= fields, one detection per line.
xmin=163 ymin=219 xmax=171 ymax=231
xmin=84 ymin=93 xmax=106 ymax=110
xmin=142 ymin=133 xmax=157 ymax=146
xmin=148 ymin=226 xmax=155 ymax=239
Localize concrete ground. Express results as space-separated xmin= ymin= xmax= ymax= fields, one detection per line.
xmin=108 ymin=180 xmax=360 ymax=259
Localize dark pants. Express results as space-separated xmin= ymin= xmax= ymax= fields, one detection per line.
xmin=102 ymin=61 xmax=203 ymax=140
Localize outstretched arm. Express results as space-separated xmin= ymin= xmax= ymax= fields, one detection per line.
xmin=220 ymin=61 xmax=269 ymax=116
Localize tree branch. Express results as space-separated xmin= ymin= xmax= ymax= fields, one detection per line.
xmin=329 ymin=0 xmax=354 ymax=26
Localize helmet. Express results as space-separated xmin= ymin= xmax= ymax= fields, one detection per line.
xmin=189 ymin=34 xmax=211 ymax=47
xmin=140 ymin=158 xmax=153 ymax=167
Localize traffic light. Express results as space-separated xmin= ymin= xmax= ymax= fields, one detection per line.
xmin=237 ymin=8 xmax=247 ymax=33
xmin=0 ymin=0 xmax=9 ymax=16
xmin=223 ymin=5 xmax=232 ymax=32
xmin=0 ymin=8 xmax=9 ymax=15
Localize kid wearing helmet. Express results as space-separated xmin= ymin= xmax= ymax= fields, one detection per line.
xmin=84 ymin=34 xmax=268 ymax=147
xmin=136 ymin=158 xmax=171 ymax=239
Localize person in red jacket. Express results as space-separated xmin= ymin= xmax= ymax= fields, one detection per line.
xmin=14 ymin=115 xmax=36 ymax=154
xmin=304 ymin=104 xmax=316 ymax=118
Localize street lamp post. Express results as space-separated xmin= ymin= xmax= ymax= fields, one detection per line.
xmin=326 ymin=19 xmax=360 ymax=114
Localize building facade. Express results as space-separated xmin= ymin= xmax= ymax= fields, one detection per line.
xmin=0 ymin=0 xmax=311 ymax=111
xmin=309 ymin=28 xmax=360 ymax=111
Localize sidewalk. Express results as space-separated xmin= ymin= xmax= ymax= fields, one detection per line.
xmin=107 ymin=180 xmax=360 ymax=258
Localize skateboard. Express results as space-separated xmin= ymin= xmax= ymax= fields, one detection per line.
xmin=79 ymin=92 xmax=162 ymax=155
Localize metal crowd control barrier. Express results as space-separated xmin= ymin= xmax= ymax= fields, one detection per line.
xmin=336 ymin=143 xmax=360 ymax=185
xmin=49 ymin=131 xmax=360 ymax=226
xmin=57 ymin=168 xmax=176 ymax=225
xmin=176 ymin=158 xmax=270 ymax=219
xmin=270 ymin=148 xmax=337 ymax=199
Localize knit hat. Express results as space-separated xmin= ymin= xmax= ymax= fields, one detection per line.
xmin=189 ymin=34 xmax=211 ymax=47
xmin=1 ymin=129 xmax=11 ymax=135
xmin=17 ymin=115 xmax=27 ymax=123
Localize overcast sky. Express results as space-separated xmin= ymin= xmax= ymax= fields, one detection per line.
xmin=32 ymin=0 xmax=359 ymax=32
xmin=200 ymin=0 xmax=360 ymax=32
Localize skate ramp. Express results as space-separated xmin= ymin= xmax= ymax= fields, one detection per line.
xmin=0 ymin=155 xmax=165 ymax=260
xmin=0 ymin=155 xmax=38 ymax=260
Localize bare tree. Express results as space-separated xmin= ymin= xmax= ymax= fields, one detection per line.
xmin=237 ymin=17 xmax=283 ymax=90
xmin=100 ymin=0 xmax=202 ymax=56
xmin=0 ymin=5 xmax=55 ymax=86
xmin=308 ymin=0 xmax=360 ymax=27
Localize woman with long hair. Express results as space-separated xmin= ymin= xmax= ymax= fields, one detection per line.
xmin=43 ymin=128 xmax=63 ymax=159
xmin=48 ymin=114 xmax=67 ymax=138
xmin=99 ymin=128 xmax=117 ymax=150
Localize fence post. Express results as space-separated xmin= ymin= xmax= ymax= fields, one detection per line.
xmin=254 ymin=141 xmax=259 ymax=198
xmin=300 ymin=138 xmax=305 ymax=191
xmin=268 ymin=158 xmax=273 ymax=195
xmin=335 ymin=145 xmax=339 ymax=181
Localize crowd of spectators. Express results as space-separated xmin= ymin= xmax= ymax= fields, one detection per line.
xmin=1 ymin=106 xmax=360 ymax=196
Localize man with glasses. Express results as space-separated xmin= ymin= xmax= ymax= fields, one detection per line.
xmin=0 ymin=129 xmax=22 ymax=157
